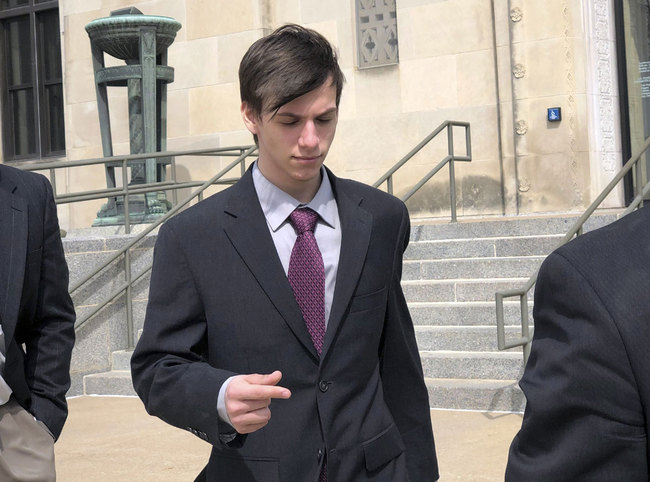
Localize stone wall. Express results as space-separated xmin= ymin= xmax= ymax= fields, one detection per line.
xmin=63 ymin=229 xmax=155 ymax=396
xmin=6 ymin=0 xmax=625 ymax=229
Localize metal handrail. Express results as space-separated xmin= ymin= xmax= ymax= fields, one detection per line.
xmin=72 ymin=146 xmax=257 ymax=348
xmin=373 ymin=120 xmax=471 ymax=221
xmin=19 ymin=145 xmax=257 ymax=347
xmin=496 ymin=135 xmax=650 ymax=363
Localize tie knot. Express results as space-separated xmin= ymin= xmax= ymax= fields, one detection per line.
xmin=289 ymin=208 xmax=319 ymax=234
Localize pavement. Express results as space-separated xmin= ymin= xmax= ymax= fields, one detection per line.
xmin=55 ymin=396 xmax=523 ymax=481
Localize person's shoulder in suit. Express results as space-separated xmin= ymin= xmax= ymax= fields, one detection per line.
xmin=160 ymin=177 xmax=239 ymax=233
xmin=557 ymin=204 xmax=649 ymax=255
xmin=332 ymin=174 xmax=409 ymax=220
xmin=543 ymin=204 xmax=650 ymax=288
xmin=506 ymin=206 xmax=650 ymax=481
xmin=0 ymin=163 xmax=51 ymax=200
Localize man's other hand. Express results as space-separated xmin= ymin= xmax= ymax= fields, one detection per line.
xmin=225 ymin=370 xmax=291 ymax=434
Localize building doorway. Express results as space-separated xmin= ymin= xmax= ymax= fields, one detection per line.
xmin=616 ymin=0 xmax=650 ymax=201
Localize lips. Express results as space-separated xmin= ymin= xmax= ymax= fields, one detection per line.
xmin=293 ymin=155 xmax=321 ymax=162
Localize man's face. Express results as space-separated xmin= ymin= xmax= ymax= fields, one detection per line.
xmin=241 ymin=78 xmax=338 ymax=202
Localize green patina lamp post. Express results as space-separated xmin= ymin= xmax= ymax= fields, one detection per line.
xmin=86 ymin=7 xmax=181 ymax=226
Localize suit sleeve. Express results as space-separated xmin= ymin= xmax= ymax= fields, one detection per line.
xmin=131 ymin=221 xmax=239 ymax=446
xmin=25 ymin=175 xmax=76 ymax=440
xmin=505 ymin=252 xmax=647 ymax=481
xmin=379 ymin=203 xmax=439 ymax=481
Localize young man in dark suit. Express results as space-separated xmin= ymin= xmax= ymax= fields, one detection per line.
xmin=506 ymin=205 xmax=650 ymax=480
xmin=0 ymin=164 xmax=76 ymax=481
xmin=132 ymin=24 xmax=438 ymax=481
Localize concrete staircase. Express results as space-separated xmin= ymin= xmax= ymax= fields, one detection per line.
xmin=79 ymin=212 xmax=619 ymax=410
xmin=84 ymin=348 xmax=137 ymax=397
xmin=405 ymin=213 xmax=617 ymax=412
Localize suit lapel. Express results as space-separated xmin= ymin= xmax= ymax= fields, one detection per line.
xmin=322 ymin=173 xmax=372 ymax=357
xmin=223 ymin=170 xmax=320 ymax=360
xmin=0 ymin=172 xmax=28 ymax=344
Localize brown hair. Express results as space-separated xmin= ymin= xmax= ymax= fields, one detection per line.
xmin=239 ymin=23 xmax=345 ymax=120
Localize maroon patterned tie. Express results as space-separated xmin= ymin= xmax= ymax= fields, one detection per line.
xmin=287 ymin=208 xmax=326 ymax=355
xmin=288 ymin=208 xmax=328 ymax=480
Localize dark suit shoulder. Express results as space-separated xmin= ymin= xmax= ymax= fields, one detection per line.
xmin=537 ymin=206 xmax=650 ymax=351
xmin=0 ymin=164 xmax=50 ymax=198
xmin=162 ymin=183 xmax=235 ymax=232
xmin=551 ymin=206 xmax=650 ymax=275
xmin=334 ymin=176 xmax=407 ymax=218
xmin=335 ymin=176 xmax=402 ymax=203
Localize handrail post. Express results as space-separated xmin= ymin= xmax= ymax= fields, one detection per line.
xmin=634 ymin=160 xmax=640 ymax=199
xmin=448 ymin=124 xmax=457 ymax=222
xmin=171 ymin=155 xmax=178 ymax=206
xmin=122 ymin=159 xmax=131 ymax=234
xmin=449 ymin=160 xmax=457 ymax=222
xmin=521 ymin=294 xmax=531 ymax=364
xmin=240 ymin=148 xmax=247 ymax=176
xmin=447 ymin=121 xmax=455 ymax=158
xmin=50 ymin=168 xmax=57 ymax=200
xmin=125 ymin=249 xmax=134 ymax=349
xmin=387 ymin=176 xmax=393 ymax=195
xmin=495 ymin=293 xmax=506 ymax=350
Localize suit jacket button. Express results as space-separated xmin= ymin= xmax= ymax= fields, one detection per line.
xmin=319 ymin=380 xmax=329 ymax=392
xmin=317 ymin=449 xmax=323 ymax=460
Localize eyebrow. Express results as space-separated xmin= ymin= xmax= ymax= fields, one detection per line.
xmin=274 ymin=107 xmax=338 ymax=119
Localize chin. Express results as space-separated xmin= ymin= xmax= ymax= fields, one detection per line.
xmin=292 ymin=167 xmax=322 ymax=181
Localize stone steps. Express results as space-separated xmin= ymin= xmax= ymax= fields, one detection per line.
xmin=420 ymin=351 xmax=524 ymax=380
xmin=84 ymin=370 xmax=136 ymax=397
xmin=425 ymin=378 xmax=525 ymax=412
xmin=409 ymin=213 xmax=617 ymax=241
xmin=404 ymin=234 xmax=562 ymax=260
xmin=402 ymin=278 xmax=532 ymax=303
xmin=403 ymin=256 xmax=545 ymax=280
xmin=415 ymin=326 xmax=527 ymax=352
xmin=403 ymin=213 xmax=618 ymax=412
xmin=408 ymin=301 xmax=531 ymax=326
xmin=83 ymin=350 xmax=136 ymax=397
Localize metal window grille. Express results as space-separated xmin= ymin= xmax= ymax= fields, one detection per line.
xmin=355 ymin=0 xmax=399 ymax=69
xmin=0 ymin=0 xmax=65 ymax=161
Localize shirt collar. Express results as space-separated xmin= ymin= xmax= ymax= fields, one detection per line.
xmin=252 ymin=161 xmax=337 ymax=232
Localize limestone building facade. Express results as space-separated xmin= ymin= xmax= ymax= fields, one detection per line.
xmin=0 ymin=0 xmax=645 ymax=229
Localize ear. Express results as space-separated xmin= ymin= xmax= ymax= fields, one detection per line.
xmin=241 ymin=102 xmax=259 ymax=135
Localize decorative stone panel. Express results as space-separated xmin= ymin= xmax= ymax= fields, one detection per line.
xmin=356 ymin=0 xmax=399 ymax=69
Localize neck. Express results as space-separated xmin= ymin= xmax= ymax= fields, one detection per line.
xmin=257 ymin=163 xmax=323 ymax=204
xmin=292 ymin=177 xmax=321 ymax=204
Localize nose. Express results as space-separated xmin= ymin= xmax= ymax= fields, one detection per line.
xmin=298 ymin=121 xmax=319 ymax=149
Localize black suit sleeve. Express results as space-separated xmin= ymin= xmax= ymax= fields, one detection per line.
xmin=24 ymin=175 xmax=76 ymax=440
xmin=505 ymin=252 xmax=647 ymax=481
xmin=131 ymin=222 xmax=238 ymax=446
xmin=380 ymin=203 xmax=439 ymax=481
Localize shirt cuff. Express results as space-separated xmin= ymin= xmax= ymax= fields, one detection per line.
xmin=217 ymin=376 xmax=236 ymax=427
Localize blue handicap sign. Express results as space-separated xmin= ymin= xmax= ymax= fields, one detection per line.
xmin=547 ymin=107 xmax=561 ymax=122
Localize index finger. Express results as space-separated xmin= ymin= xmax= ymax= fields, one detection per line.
xmin=243 ymin=384 xmax=291 ymax=401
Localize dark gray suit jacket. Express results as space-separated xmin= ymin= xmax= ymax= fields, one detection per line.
xmin=131 ymin=167 xmax=438 ymax=481
xmin=506 ymin=205 xmax=650 ymax=481
xmin=0 ymin=164 xmax=75 ymax=440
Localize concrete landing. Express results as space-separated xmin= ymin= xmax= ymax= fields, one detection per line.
xmin=55 ymin=396 xmax=523 ymax=481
